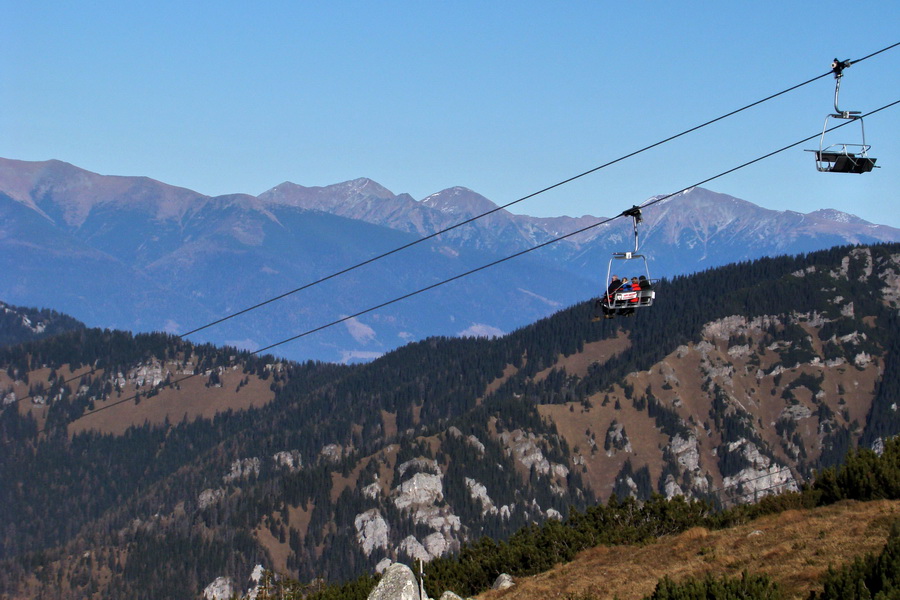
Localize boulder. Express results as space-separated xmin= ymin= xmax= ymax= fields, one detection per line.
xmin=492 ymin=573 xmax=515 ymax=590
xmin=367 ymin=563 xmax=420 ymax=600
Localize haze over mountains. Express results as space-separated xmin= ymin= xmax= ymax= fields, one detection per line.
xmin=2 ymin=157 xmax=899 ymax=362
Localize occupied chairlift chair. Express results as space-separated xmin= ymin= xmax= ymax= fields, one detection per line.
xmin=807 ymin=58 xmax=877 ymax=174
xmin=598 ymin=206 xmax=656 ymax=316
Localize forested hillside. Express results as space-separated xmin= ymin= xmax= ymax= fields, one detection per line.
xmin=0 ymin=301 xmax=84 ymax=347
xmin=1 ymin=243 xmax=899 ymax=600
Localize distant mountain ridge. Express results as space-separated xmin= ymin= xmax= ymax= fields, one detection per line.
xmin=2 ymin=157 xmax=899 ymax=362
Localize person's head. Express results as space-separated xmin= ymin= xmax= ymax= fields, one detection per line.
xmin=632 ymin=277 xmax=639 ymax=283
xmin=611 ymin=275 xmax=619 ymax=281
xmin=639 ymin=275 xmax=647 ymax=282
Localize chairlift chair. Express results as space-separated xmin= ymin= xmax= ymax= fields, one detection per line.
xmin=595 ymin=207 xmax=656 ymax=318
xmin=806 ymin=58 xmax=877 ymax=174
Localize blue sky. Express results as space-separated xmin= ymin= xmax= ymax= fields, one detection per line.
xmin=4 ymin=2 xmax=899 ymax=226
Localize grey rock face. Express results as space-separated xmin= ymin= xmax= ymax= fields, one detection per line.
xmin=492 ymin=573 xmax=515 ymax=590
xmin=367 ymin=563 xmax=420 ymax=600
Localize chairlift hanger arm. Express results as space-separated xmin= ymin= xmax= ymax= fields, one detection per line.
xmin=831 ymin=58 xmax=861 ymax=117
xmin=620 ymin=206 xmax=644 ymax=253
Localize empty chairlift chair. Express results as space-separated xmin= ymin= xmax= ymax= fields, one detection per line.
xmin=807 ymin=58 xmax=878 ymax=174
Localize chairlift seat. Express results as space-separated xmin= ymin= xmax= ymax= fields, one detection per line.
xmin=814 ymin=150 xmax=876 ymax=174
xmin=604 ymin=289 xmax=655 ymax=309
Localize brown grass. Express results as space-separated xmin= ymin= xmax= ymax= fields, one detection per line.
xmin=476 ymin=499 xmax=900 ymax=600
xmin=534 ymin=335 xmax=632 ymax=383
xmin=67 ymin=367 xmax=274 ymax=436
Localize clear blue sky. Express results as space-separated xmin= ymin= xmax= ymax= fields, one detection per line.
xmin=4 ymin=1 xmax=899 ymax=226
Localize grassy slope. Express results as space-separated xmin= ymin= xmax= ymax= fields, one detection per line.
xmin=477 ymin=499 xmax=900 ymax=600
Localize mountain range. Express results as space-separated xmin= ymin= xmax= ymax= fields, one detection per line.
xmin=2 ymin=157 xmax=899 ymax=363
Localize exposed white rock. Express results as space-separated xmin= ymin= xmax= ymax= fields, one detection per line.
xmin=448 ymin=427 xmax=486 ymax=454
xmin=727 ymin=344 xmax=751 ymax=358
xmin=399 ymin=535 xmax=432 ymax=563
xmin=366 ymin=563 xmax=419 ymax=600
xmin=375 ymin=558 xmax=393 ymax=574
xmin=663 ymin=474 xmax=684 ymax=499
xmin=440 ymin=592 xmax=465 ymax=600
xmin=319 ymin=444 xmax=344 ymax=464
xmin=605 ymin=422 xmax=632 ymax=457
xmin=492 ymin=573 xmax=515 ymax=590
xmin=792 ymin=266 xmax=817 ymax=277
xmin=695 ymin=341 xmax=715 ymax=356
xmin=394 ymin=472 xmax=443 ymax=510
xmin=203 ymin=576 xmax=234 ymax=600
xmin=780 ymin=404 xmax=812 ymax=421
xmin=465 ymin=478 xmax=498 ymax=515
xmin=547 ymin=508 xmax=563 ymax=520
xmin=250 ymin=564 xmax=265 ymax=583
xmin=837 ymin=331 xmax=867 ymax=345
xmin=551 ymin=463 xmax=570 ymax=478
xmin=224 ymin=458 xmax=260 ymax=483
xmin=273 ymin=450 xmax=302 ymax=472
xmin=855 ymin=352 xmax=873 ymax=368
xmin=397 ymin=458 xmax=441 ymax=478
xmin=620 ymin=475 xmax=639 ymax=498
xmin=409 ymin=505 xmax=461 ymax=534
xmin=467 ymin=434 xmax=485 ymax=454
xmin=2 ymin=392 xmax=16 ymax=406
xmin=670 ymin=435 xmax=701 ymax=472
xmin=702 ymin=315 xmax=749 ymax=340
xmin=363 ymin=480 xmax=382 ymax=500
xmin=499 ymin=430 xmax=551 ymax=475
xmin=423 ymin=531 xmax=453 ymax=558
xmin=722 ymin=439 xmax=798 ymax=503
xmin=355 ymin=509 xmax=390 ymax=556
xmin=198 ymin=488 xmax=225 ymax=509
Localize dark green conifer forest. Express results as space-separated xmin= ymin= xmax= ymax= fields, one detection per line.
xmin=1 ymin=243 xmax=900 ymax=599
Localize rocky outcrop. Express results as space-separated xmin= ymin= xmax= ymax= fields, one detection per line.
xmin=722 ymin=439 xmax=798 ymax=503
xmin=604 ymin=421 xmax=632 ymax=457
xmin=203 ymin=576 xmax=234 ymax=600
xmin=272 ymin=450 xmax=302 ymax=472
xmin=492 ymin=573 xmax=515 ymax=590
xmin=318 ymin=444 xmax=345 ymax=464
xmin=465 ymin=477 xmax=498 ymax=516
xmin=223 ymin=458 xmax=260 ymax=483
xmin=449 ymin=426 xmax=487 ymax=454
xmin=366 ymin=563 xmax=420 ymax=600
xmin=198 ymin=488 xmax=225 ymax=509
xmin=355 ymin=509 xmax=390 ymax=557
xmin=399 ymin=535 xmax=431 ymax=563
xmin=394 ymin=472 xmax=444 ymax=511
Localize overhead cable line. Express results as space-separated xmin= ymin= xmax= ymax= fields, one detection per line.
xmin=178 ymin=41 xmax=898 ymax=340
xmin=36 ymin=97 xmax=897 ymax=434
xmin=248 ymin=99 xmax=900 ymax=356
xmin=176 ymin=42 xmax=900 ymax=341
xmin=13 ymin=44 xmax=898 ymax=408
